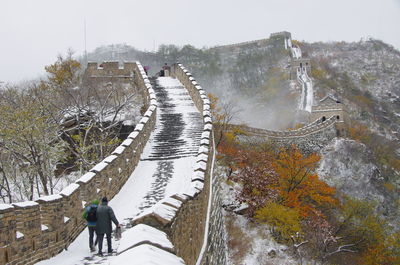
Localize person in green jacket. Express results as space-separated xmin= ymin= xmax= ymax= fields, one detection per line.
xmin=82 ymin=199 xmax=99 ymax=252
xmin=96 ymin=197 xmax=120 ymax=256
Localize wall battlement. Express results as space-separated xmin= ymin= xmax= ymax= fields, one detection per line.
xmin=0 ymin=62 xmax=157 ymax=265
xmin=84 ymin=61 xmax=136 ymax=84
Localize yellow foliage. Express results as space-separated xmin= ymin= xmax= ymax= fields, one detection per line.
xmin=361 ymin=231 xmax=400 ymax=265
xmin=44 ymin=51 xmax=81 ymax=89
xmin=255 ymin=202 xmax=301 ymax=242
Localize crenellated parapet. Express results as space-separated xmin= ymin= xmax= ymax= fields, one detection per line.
xmin=0 ymin=61 xmax=157 ymax=265
xmin=83 ymin=61 xmax=136 ymax=85
xmin=229 ymin=115 xmax=338 ymax=138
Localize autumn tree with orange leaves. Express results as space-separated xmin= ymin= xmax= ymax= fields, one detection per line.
xmin=271 ymin=145 xmax=337 ymax=218
xmin=229 ymin=147 xmax=278 ymax=216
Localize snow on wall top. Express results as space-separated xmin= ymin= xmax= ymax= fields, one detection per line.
xmin=117 ymin=224 xmax=174 ymax=254
xmin=91 ymin=162 xmax=109 ymax=173
xmin=37 ymin=194 xmax=63 ymax=202
xmin=103 ymin=155 xmax=118 ymax=164
xmin=76 ymin=172 xmax=96 ymax=184
xmin=12 ymin=201 xmax=39 ymax=208
xmin=60 ymin=183 xmax=80 ymax=197
xmin=0 ymin=204 xmax=14 ymax=211
xmin=111 ymin=244 xmax=185 ymax=265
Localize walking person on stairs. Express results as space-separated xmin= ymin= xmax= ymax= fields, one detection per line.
xmin=96 ymin=197 xmax=120 ymax=256
xmin=82 ymin=199 xmax=99 ymax=252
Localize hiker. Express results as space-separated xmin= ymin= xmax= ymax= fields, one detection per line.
xmin=162 ymin=63 xmax=170 ymax=77
xmin=82 ymin=199 xmax=99 ymax=252
xmin=96 ymin=197 xmax=120 ymax=256
xmin=143 ymin=65 xmax=149 ymax=75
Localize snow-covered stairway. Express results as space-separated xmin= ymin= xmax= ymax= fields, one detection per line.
xmin=37 ymin=76 xmax=206 ymax=265
xmin=288 ymin=39 xmax=314 ymax=113
xmin=135 ymin=77 xmax=204 ymax=211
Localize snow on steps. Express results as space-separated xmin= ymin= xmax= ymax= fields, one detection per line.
xmin=120 ymin=64 xmax=213 ymax=265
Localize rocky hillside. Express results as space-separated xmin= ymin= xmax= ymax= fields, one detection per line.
xmin=302 ymin=39 xmax=400 ymax=142
xmin=298 ymin=38 xmax=400 ymax=226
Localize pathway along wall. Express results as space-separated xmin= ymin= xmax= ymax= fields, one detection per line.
xmin=130 ymin=63 xmax=216 ymax=265
xmin=0 ymin=62 xmax=157 ymax=265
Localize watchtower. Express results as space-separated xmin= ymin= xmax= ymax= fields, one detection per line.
xmin=84 ymin=61 xmax=136 ymax=85
xmin=270 ymin=31 xmax=292 ymax=49
xmin=310 ymin=95 xmax=348 ymax=136
xmin=290 ymin=58 xmax=311 ymax=80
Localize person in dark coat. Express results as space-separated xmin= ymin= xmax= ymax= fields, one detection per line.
xmin=96 ymin=197 xmax=120 ymax=255
xmin=82 ymin=199 xmax=99 ymax=252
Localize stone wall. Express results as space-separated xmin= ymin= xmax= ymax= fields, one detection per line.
xmin=201 ymin=172 xmax=228 ymax=265
xmin=229 ymin=115 xmax=338 ymax=138
xmin=84 ymin=61 xmax=136 ymax=83
xmin=239 ymin=120 xmax=338 ymax=154
xmin=130 ymin=63 xmax=215 ymax=265
xmin=0 ymin=62 xmax=157 ymax=265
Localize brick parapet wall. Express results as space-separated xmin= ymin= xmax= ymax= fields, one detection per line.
xmin=0 ymin=61 xmax=156 ymax=265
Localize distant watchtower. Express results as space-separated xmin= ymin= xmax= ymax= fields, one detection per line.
xmin=310 ymin=95 xmax=348 ymax=136
xmin=270 ymin=31 xmax=292 ymax=49
xmin=290 ymin=58 xmax=311 ymax=80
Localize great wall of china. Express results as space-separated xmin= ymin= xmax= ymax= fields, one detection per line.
xmin=227 ymin=32 xmax=348 ymax=144
xmin=0 ymin=32 xmax=347 ymax=265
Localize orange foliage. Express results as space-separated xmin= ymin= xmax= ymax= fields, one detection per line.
xmin=272 ymin=145 xmax=337 ymax=217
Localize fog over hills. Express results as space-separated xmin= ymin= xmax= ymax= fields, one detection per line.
xmin=1 ymin=0 xmax=399 ymax=83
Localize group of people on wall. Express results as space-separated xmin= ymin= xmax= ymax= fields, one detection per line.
xmin=142 ymin=63 xmax=172 ymax=77
xmin=160 ymin=63 xmax=171 ymax=76
xmin=83 ymin=197 xmax=120 ymax=256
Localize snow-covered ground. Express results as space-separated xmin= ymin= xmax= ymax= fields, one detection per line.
xmin=218 ymin=174 xmax=298 ymax=265
xmin=37 ymin=77 xmax=202 ymax=265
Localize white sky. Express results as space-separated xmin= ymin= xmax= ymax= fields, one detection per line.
xmin=0 ymin=0 xmax=399 ymax=83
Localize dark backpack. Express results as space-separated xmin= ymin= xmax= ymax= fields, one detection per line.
xmin=87 ymin=205 xmax=97 ymax=222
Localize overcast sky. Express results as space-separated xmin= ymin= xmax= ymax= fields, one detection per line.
xmin=1 ymin=0 xmax=399 ymax=83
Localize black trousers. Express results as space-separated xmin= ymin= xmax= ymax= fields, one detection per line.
xmin=88 ymin=227 xmax=97 ymax=248
xmin=97 ymin=233 xmax=112 ymax=253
